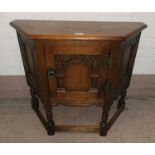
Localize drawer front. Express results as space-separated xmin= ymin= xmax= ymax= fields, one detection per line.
xmin=45 ymin=41 xmax=110 ymax=106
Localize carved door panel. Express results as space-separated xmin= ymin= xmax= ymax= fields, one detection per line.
xmin=45 ymin=41 xmax=109 ymax=106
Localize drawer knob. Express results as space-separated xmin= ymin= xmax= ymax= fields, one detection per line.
xmin=48 ymin=68 xmax=56 ymax=77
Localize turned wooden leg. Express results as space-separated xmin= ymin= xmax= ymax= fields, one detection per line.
xmin=117 ymin=90 xmax=127 ymax=110
xmin=100 ymin=109 xmax=109 ymax=136
xmin=30 ymin=88 xmax=55 ymax=135
xmin=30 ymin=88 xmax=39 ymax=110
xmin=46 ymin=108 xmax=55 ymax=135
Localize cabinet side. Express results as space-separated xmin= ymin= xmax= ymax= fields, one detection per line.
xmin=17 ymin=32 xmax=39 ymax=95
xmin=114 ymin=33 xmax=141 ymax=98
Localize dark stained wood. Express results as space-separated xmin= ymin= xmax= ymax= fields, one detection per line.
xmin=10 ymin=20 xmax=146 ymax=40
xmin=10 ymin=20 xmax=147 ymax=136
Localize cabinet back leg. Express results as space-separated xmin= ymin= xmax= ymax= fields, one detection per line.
xmin=30 ymin=88 xmax=39 ymax=110
xmin=117 ymin=90 xmax=127 ymax=110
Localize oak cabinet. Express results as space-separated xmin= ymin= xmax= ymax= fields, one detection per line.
xmin=10 ymin=20 xmax=147 ymax=136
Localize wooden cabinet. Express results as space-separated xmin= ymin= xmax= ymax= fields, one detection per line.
xmin=10 ymin=20 xmax=147 ymax=136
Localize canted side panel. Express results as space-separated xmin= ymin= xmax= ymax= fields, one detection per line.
xmin=113 ymin=33 xmax=141 ymax=98
xmin=119 ymin=34 xmax=140 ymax=82
xmin=119 ymin=46 xmax=132 ymax=79
xmin=102 ymin=41 xmax=122 ymax=104
xmin=45 ymin=40 xmax=110 ymax=106
xmin=17 ymin=33 xmax=39 ymax=94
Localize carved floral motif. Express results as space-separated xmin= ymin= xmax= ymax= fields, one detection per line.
xmin=55 ymin=55 xmax=104 ymax=75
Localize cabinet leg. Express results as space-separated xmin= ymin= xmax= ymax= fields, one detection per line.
xmin=100 ymin=107 xmax=109 ymax=136
xmin=46 ymin=108 xmax=55 ymax=135
xmin=117 ymin=90 xmax=127 ymax=110
xmin=30 ymin=88 xmax=55 ymax=135
xmin=30 ymin=88 xmax=39 ymax=110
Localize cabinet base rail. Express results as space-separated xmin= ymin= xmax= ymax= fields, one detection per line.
xmin=32 ymin=103 xmax=124 ymax=136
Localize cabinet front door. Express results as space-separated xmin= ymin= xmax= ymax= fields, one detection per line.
xmin=45 ymin=41 xmax=109 ymax=106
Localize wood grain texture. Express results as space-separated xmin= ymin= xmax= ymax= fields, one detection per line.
xmin=55 ymin=125 xmax=99 ymax=133
xmin=65 ymin=63 xmax=90 ymax=91
xmin=44 ymin=40 xmax=109 ymax=106
xmin=10 ymin=20 xmax=147 ymax=40
xmin=10 ymin=20 xmax=147 ymax=136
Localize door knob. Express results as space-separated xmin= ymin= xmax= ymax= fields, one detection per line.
xmin=48 ymin=68 xmax=56 ymax=77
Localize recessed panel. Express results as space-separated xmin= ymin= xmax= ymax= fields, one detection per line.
xmin=65 ymin=63 xmax=90 ymax=91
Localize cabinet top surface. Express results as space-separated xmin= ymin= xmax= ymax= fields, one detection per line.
xmin=10 ymin=20 xmax=147 ymax=40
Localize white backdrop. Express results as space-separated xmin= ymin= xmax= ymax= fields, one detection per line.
xmin=0 ymin=12 xmax=154 ymax=75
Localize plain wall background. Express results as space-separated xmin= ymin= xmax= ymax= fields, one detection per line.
xmin=0 ymin=12 xmax=154 ymax=75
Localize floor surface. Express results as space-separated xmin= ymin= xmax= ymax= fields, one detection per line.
xmin=0 ymin=96 xmax=155 ymax=142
